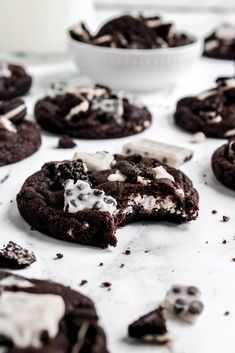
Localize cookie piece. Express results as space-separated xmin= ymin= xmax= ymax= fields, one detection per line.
xmin=0 ymin=99 xmax=41 ymax=166
xmin=69 ymin=14 xmax=193 ymax=49
xmin=164 ymin=284 xmax=204 ymax=324
xmin=0 ymin=63 xmax=32 ymax=100
xmin=128 ymin=306 xmax=170 ymax=344
xmin=34 ymin=84 xmax=151 ymax=139
xmin=0 ymin=271 xmax=109 ymax=353
xmin=17 ymin=152 xmax=199 ymax=248
xmin=0 ymin=242 xmax=36 ymax=269
xmin=174 ymin=77 xmax=235 ymax=138
xmin=57 ymin=135 xmax=76 ymax=148
xmin=123 ymin=139 xmax=193 ymax=167
xmin=212 ymin=138 xmax=235 ymax=190
xmin=204 ymin=24 xmax=235 ymax=60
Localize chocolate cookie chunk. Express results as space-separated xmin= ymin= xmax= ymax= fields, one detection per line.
xmin=212 ymin=138 xmax=235 ymax=190
xmin=70 ymin=14 xmax=194 ymax=49
xmin=0 ymin=63 xmax=32 ymax=100
xmin=128 ymin=307 xmax=170 ymax=344
xmin=174 ymin=77 xmax=235 ymax=138
xmin=0 ymin=271 xmax=109 ymax=353
xmin=0 ymin=99 xmax=41 ymax=166
xmin=203 ymin=24 xmax=235 ymax=60
xmin=17 ymin=152 xmax=199 ymax=248
xmin=0 ymin=242 xmax=36 ymax=269
xmin=34 ymin=85 xmax=151 ymax=139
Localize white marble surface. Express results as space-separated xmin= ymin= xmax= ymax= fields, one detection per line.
xmin=1 ymin=9 xmax=235 ymax=353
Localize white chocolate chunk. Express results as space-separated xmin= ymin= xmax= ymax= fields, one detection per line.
xmin=71 ymin=25 xmax=90 ymax=41
xmin=204 ymin=39 xmax=219 ymax=51
xmin=0 ymin=62 xmax=11 ymax=78
xmin=164 ymin=284 xmax=204 ymax=324
xmin=145 ymin=18 xmax=162 ymax=28
xmin=198 ymin=89 xmax=217 ymax=100
xmin=0 ymin=291 xmax=65 ymax=348
xmin=153 ymin=166 xmax=175 ymax=182
xmin=1 ymin=103 xmax=26 ymax=120
xmin=107 ymin=170 xmax=127 ymax=182
xmin=92 ymin=35 xmax=113 ymax=44
xmin=65 ymin=100 xmax=90 ymax=121
xmin=64 ymin=179 xmax=117 ymax=215
xmin=216 ymin=24 xmax=235 ymax=42
xmin=0 ymin=117 xmax=17 ymax=133
xmin=73 ymin=151 xmax=114 ymax=172
xmin=224 ymin=129 xmax=235 ymax=137
xmin=0 ymin=276 xmax=34 ymax=288
xmin=123 ymin=139 xmax=193 ymax=168
xmin=92 ymin=98 xmax=124 ymax=124
xmin=190 ymin=132 xmax=206 ymax=143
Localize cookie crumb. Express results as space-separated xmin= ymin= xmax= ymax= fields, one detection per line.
xmin=54 ymin=253 xmax=63 ymax=260
xmin=222 ymin=239 xmax=227 ymax=244
xmin=57 ymin=135 xmax=76 ymax=149
xmin=123 ymin=249 xmax=131 ymax=255
xmin=231 ymin=258 xmax=235 ymax=262
xmin=120 ymin=263 xmax=125 ymax=268
xmin=222 ymin=215 xmax=230 ymax=222
xmin=101 ymin=282 xmax=111 ymax=288
xmin=79 ymin=280 xmax=88 ymax=286
xmin=99 ymin=262 xmax=104 ymax=267
xmin=212 ymin=210 xmax=217 ymax=214
xmin=224 ymin=311 xmax=230 ymax=316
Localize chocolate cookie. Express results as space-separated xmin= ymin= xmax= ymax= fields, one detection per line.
xmin=212 ymin=138 xmax=235 ymax=190
xmin=17 ymin=151 xmax=199 ymax=248
xmin=174 ymin=77 xmax=235 ymax=138
xmin=0 ymin=99 xmax=41 ymax=166
xmin=0 ymin=62 xmax=32 ymax=100
xmin=0 ymin=271 xmax=109 ymax=353
xmin=70 ymin=14 xmax=193 ymax=49
xmin=203 ymin=24 xmax=235 ymax=60
xmin=34 ymin=85 xmax=151 ymax=139
xmin=0 ymin=241 xmax=36 ymax=269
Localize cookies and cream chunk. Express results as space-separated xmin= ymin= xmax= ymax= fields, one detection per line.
xmin=64 ymin=179 xmax=117 ymax=215
xmin=164 ymin=284 xmax=204 ymax=324
xmin=73 ymin=151 xmax=114 ymax=172
xmin=0 ymin=291 xmax=65 ymax=348
xmin=0 ymin=62 xmax=11 ymax=78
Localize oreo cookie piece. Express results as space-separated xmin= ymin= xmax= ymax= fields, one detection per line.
xmin=17 ymin=152 xmax=199 ymax=248
xmin=34 ymin=85 xmax=151 ymax=139
xmin=212 ymin=138 xmax=235 ymax=190
xmin=57 ymin=135 xmax=77 ymax=149
xmin=69 ymin=14 xmax=194 ymax=49
xmin=174 ymin=77 xmax=235 ymax=138
xmin=0 ymin=271 xmax=109 ymax=353
xmin=0 ymin=99 xmax=41 ymax=166
xmin=0 ymin=241 xmax=36 ymax=269
xmin=128 ymin=307 xmax=170 ymax=344
xmin=0 ymin=62 xmax=32 ymax=100
xmin=203 ymin=24 xmax=235 ymax=60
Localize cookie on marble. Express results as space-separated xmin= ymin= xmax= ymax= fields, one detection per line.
xmin=0 ymin=63 xmax=32 ymax=100
xmin=164 ymin=284 xmax=204 ymax=324
xmin=212 ymin=138 xmax=235 ymax=190
xmin=0 ymin=242 xmax=36 ymax=269
xmin=203 ymin=24 xmax=235 ymax=60
xmin=128 ymin=306 xmax=171 ymax=344
xmin=34 ymin=84 xmax=152 ymax=139
xmin=174 ymin=77 xmax=235 ymax=138
xmin=70 ymin=14 xmax=193 ymax=49
xmin=0 ymin=271 xmax=109 ymax=353
xmin=0 ymin=98 xmax=41 ymax=166
xmin=17 ymin=151 xmax=199 ymax=248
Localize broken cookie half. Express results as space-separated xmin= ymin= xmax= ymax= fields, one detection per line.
xmin=17 ymin=151 xmax=199 ymax=248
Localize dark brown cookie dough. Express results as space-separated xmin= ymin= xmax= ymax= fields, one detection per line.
xmin=0 ymin=99 xmax=41 ymax=166
xmin=0 ymin=63 xmax=32 ymax=100
xmin=212 ymin=138 xmax=235 ymax=191
xmin=203 ymin=24 xmax=235 ymax=60
xmin=17 ymin=152 xmax=199 ymax=249
xmin=0 ymin=271 xmax=109 ymax=353
xmin=0 ymin=241 xmax=36 ymax=269
xmin=34 ymin=85 xmax=151 ymax=139
xmin=70 ymin=14 xmax=194 ymax=49
xmin=174 ymin=77 xmax=235 ymax=138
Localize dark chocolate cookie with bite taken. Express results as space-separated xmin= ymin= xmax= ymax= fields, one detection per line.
xmin=0 ymin=271 xmax=109 ymax=353
xmin=34 ymin=84 xmax=151 ymax=139
xmin=174 ymin=77 xmax=235 ymax=138
xmin=212 ymin=138 xmax=235 ymax=190
xmin=0 ymin=63 xmax=32 ymax=100
xmin=17 ymin=151 xmax=199 ymax=249
xmin=0 ymin=98 xmax=41 ymax=166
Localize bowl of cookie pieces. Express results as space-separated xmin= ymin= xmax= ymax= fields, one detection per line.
xmin=68 ymin=14 xmax=202 ymax=92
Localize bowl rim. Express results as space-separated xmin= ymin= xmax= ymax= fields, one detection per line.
xmin=68 ymin=33 xmax=202 ymax=56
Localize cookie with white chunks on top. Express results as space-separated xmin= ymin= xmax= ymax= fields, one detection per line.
xmin=0 ymin=271 xmax=109 ymax=353
xmin=0 ymin=242 xmax=36 ymax=269
xmin=174 ymin=77 xmax=235 ymax=139
xmin=0 ymin=98 xmax=41 ymax=166
xmin=17 ymin=152 xmax=199 ymax=248
xmin=34 ymin=84 xmax=151 ymax=139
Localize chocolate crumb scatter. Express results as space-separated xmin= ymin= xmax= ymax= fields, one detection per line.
xmin=54 ymin=253 xmax=63 ymax=260
xmin=222 ymin=215 xmax=230 ymax=222
xmin=212 ymin=210 xmax=217 ymax=214
xmin=123 ymin=249 xmax=131 ymax=255
xmin=120 ymin=263 xmax=125 ymax=268
xmin=57 ymin=135 xmax=76 ymax=149
xmin=101 ymin=282 xmax=111 ymax=288
xmin=79 ymin=279 xmax=88 ymax=286
xmin=222 ymin=239 xmax=227 ymax=244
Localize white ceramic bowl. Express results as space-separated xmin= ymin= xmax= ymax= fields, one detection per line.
xmin=68 ymin=35 xmax=202 ymax=92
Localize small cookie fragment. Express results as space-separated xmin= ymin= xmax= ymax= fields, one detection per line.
xmin=164 ymin=285 xmax=204 ymax=324
xmin=128 ymin=306 xmax=171 ymax=344
xmin=57 ymin=135 xmax=76 ymax=149
xmin=0 ymin=241 xmax=36 ymax=269
xmin=191 ymin=132 xmax=206 ymax=144
xmin=123 ymin=139 xmax=193 ymax=167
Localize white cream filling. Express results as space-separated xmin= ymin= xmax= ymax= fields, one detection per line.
xmin=153 ymin=166 xmax=175 ymax=182
xmin=108 ymin=170 xmax=127 ymax=182
xmin=0 ymin=117 xmax=17 ymax=133
xmin=65 ymin=100 xmax=90 ymax=121
xmin=73 ymin=151 xmax=114 ymax=172
xmin=123 ymin=195 xmax=179 ymax=215
xmin=216 ymin=24 xmax=235 ymax=42
xmin=0 ymin=103 xmax=26 ymax=133
xmin=204 ymin=39 xmax=219 ymax=51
